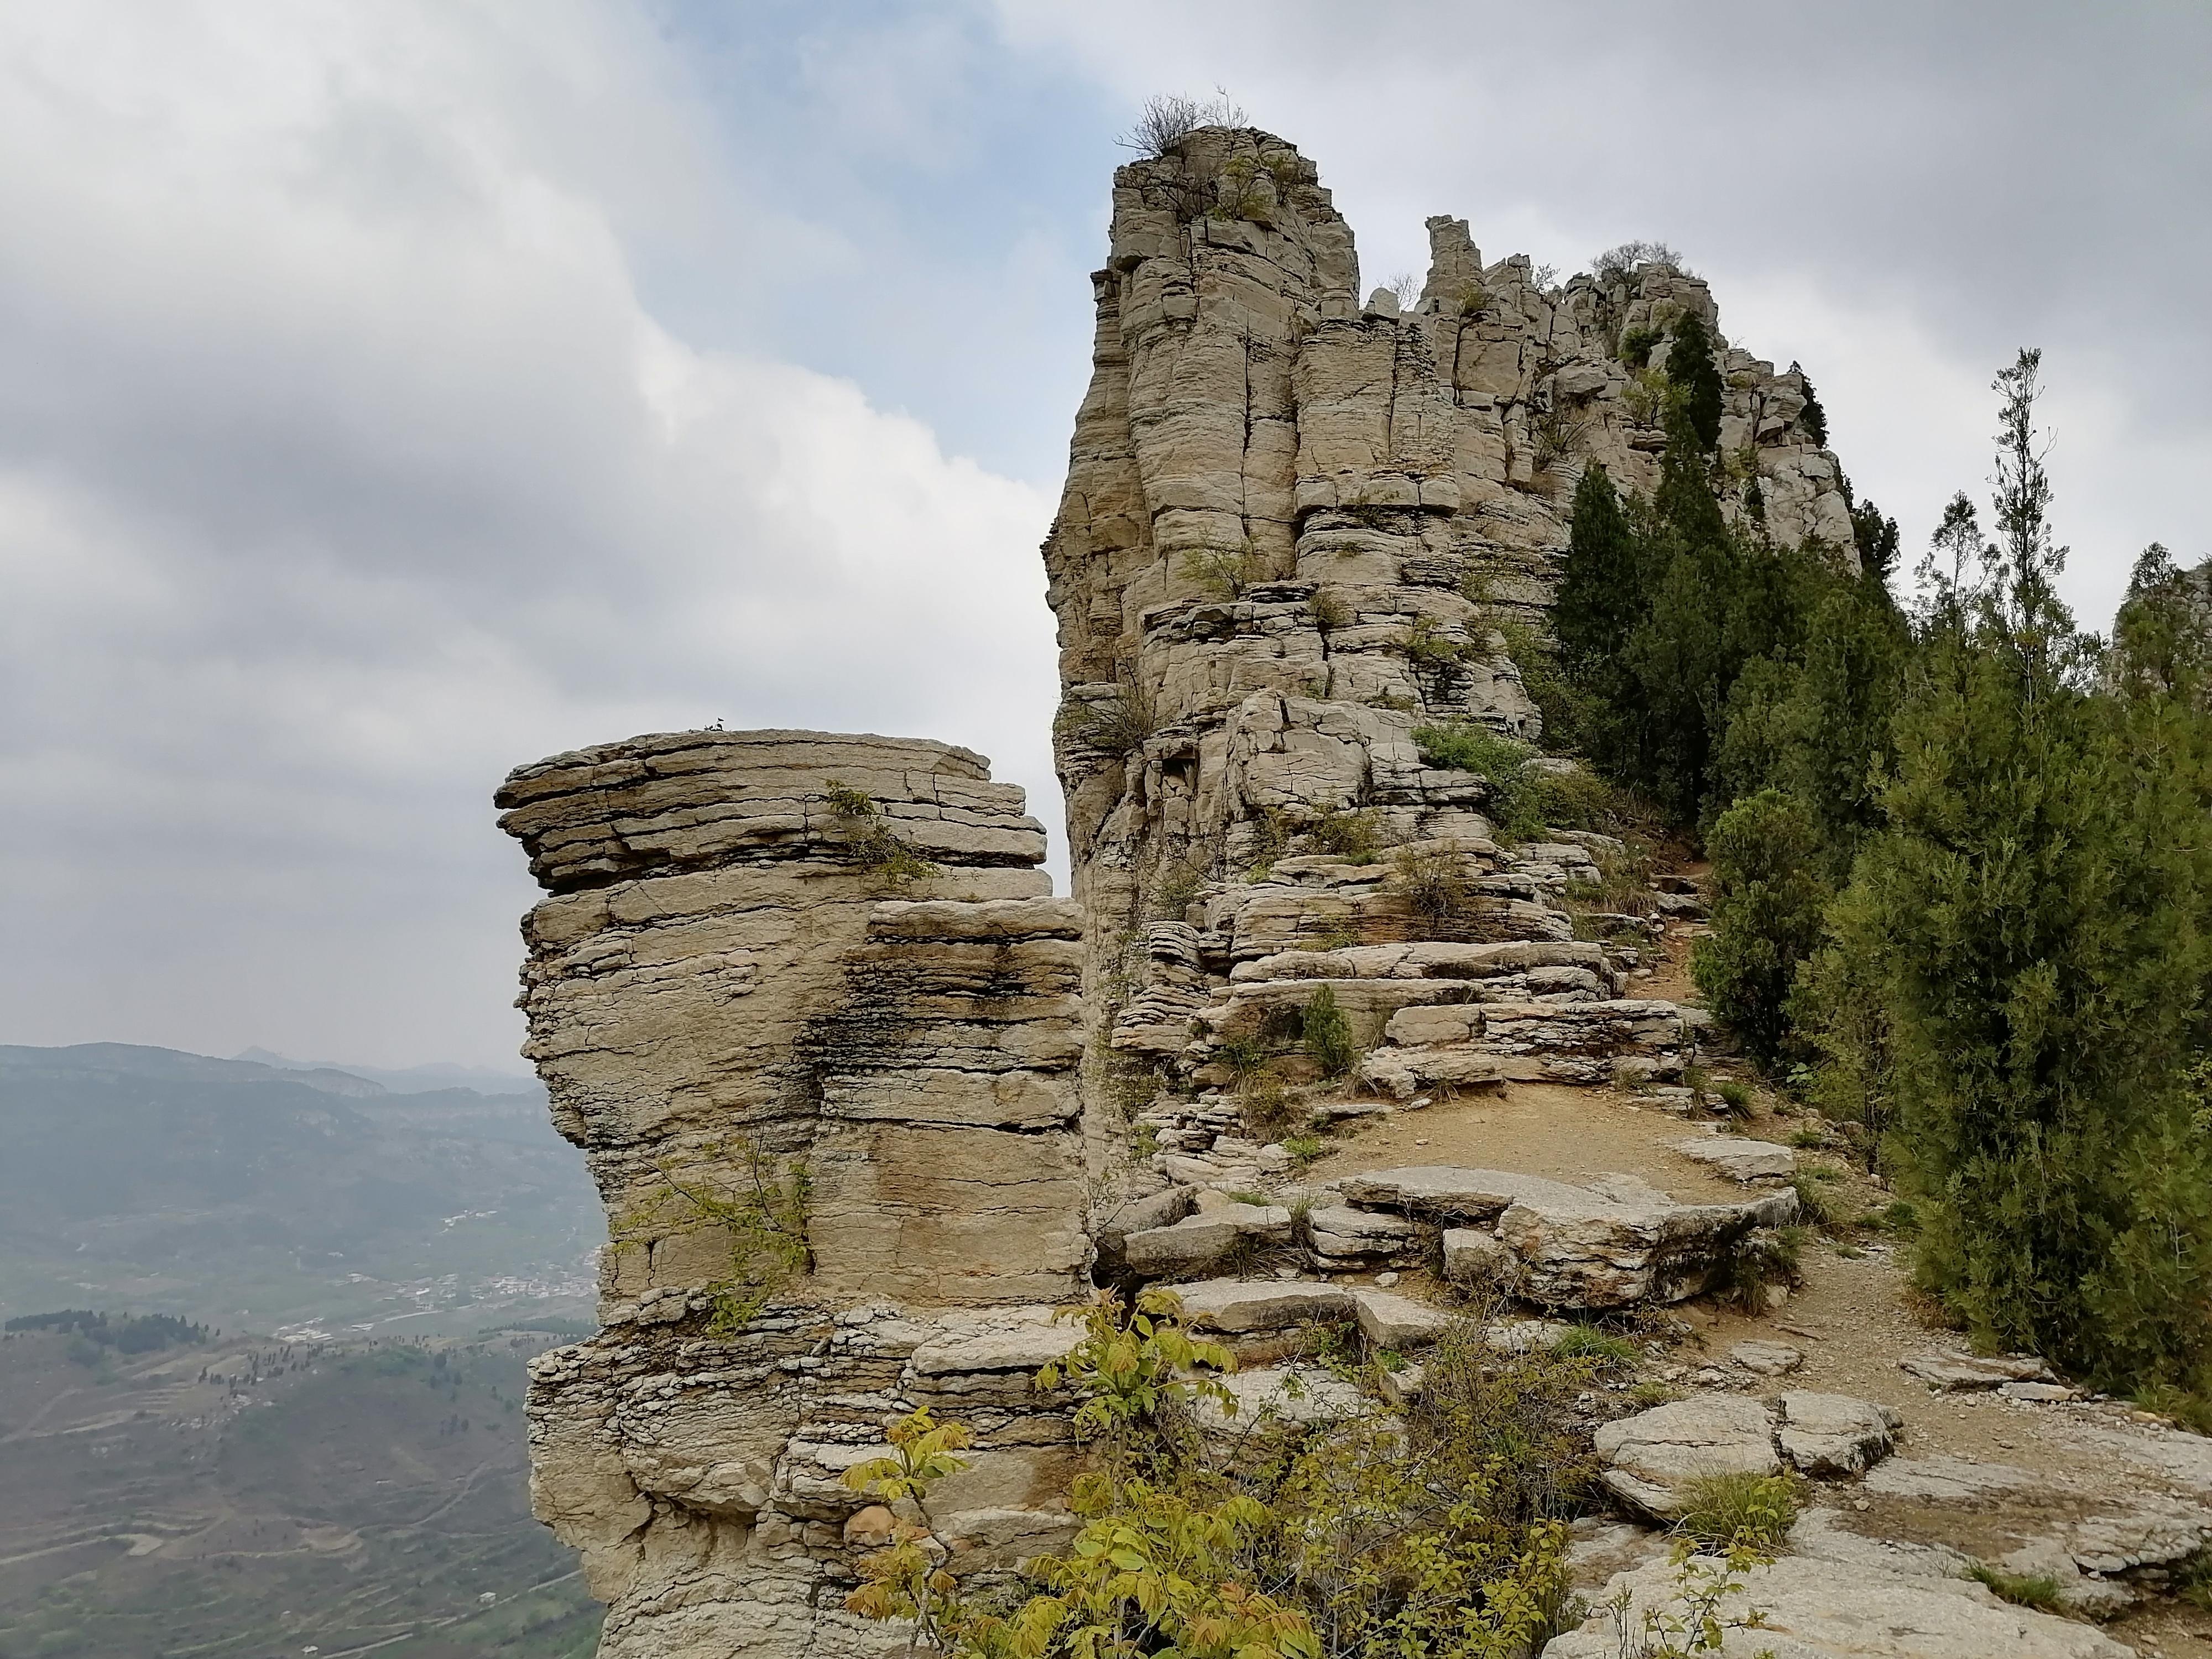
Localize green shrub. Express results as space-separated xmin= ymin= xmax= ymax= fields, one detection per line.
xmin=1307 ymin=800 xmax=1383 ymax=863
xmin=1675 ymin=1470 xmax=1798 ymax=1556
xmin=1692 ymin=790 xmax=1832 ymax=1063
xmin=1617 ymin=324 xmax=1661 ymax=369
xmin=1301 ymin=986 xmax=1357 ymax=1078
xmin=1787 ymin=1170 xmax=1844 ymax=1230
xmin=1390 ymin=842 xmax=1472 ymax=926
xmin=1714 ymin=1079 xmax=1752 ymax=1117
xmin=1181 ymin=539 xmax=1270 ymax=598
xmin=823 ymin=782 xmax=941 ymax=890
xmin=1397 ymin=614 xmax=1472 ymax=669
xmin=1415 ymin=723 xmax=1615 ymax=842
xmin=1720 ymin=1226 xmax=1802 ymax=1313
xmin=1667 ymin=309 xmax=1724 ymax=451
xmin=1058 ymin=684 xmax=1156 ymax=758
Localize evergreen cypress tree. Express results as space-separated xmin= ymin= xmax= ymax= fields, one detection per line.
xmin=1693 ymin=789 xmax=1831 ymax=1063
xmin=1812 ymin=350 xmax=2212 ymax=1401
xmin=1667 ymin=309 xmax=1725 ymax=451
xmin=1794 ymin=367 xmax=1829 ymax=445
xmin=2111 ymin=543 xmax=2212 ymax=706
xmin=1552 ymin=462 xmax=1641 ymax=674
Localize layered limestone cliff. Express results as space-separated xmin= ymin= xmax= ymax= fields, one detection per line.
xmin=1045 ymin=127 xmax=1853 ymax=959
xmin=499 ymin=133 xmax=2212 ymax=1659
xmin=498 ymin=732 xmax=1089 ymax=1657
xmin=1040 ymin=129 xmax=1855 ymax=1273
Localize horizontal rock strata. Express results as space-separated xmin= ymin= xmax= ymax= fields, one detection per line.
xmin=500 ymin=732 xmax=1087 ymax=1658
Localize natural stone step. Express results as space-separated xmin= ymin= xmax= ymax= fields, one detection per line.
xmin=1898 ymin=1350 xmax=2056 ymax=1390
xmin=1675 ymin=1135 xmax=1795 ymax=1181
xmin=1361 ymin=998 xmax=1702 ymax=1094
xmin=1305 ymin=1203 xmax=1420 ymax=1267
xmin=1121 ymin=1206 xmax=1295 ymax=1276
xmin=1371 ymin=1165 xmax=1797 ymax=1308
xmin=1347 ymin=1285 xmax=1449 ymax=1350
xmin=1175 ymin=1277 xmax=1354 ymax=1334
xmin=1595 ymin=1394 xmax=1783 ymax=1519
xmin=1778 ymin=1391 xmax=1902 ymax=1477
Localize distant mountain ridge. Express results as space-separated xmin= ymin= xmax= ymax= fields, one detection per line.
xmin=5 ymin=1040 xmax=392 ymax=1097
xmin=233 ymin=1045 xmax=542 ymax=1095
xmin=0 ymin=1041 xmax=596 ymax=1334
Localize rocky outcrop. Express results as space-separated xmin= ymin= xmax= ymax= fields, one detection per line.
xmin=498 ymin=732 xmax=1088 ymax=1658
xmin=500 ymin=129 xmax=1897 ymax=1657
xmin=1039 ymin=131 xmax=1854 ymax=1235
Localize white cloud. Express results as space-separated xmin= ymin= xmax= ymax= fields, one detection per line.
xmin=0 ymin=0 xmax=1058 ymax=1067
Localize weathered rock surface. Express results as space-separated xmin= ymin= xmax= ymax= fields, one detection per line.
xmin=507 ymin=127 xmax=1921 ymax=1658
xmin=1730 ymin=1339 xmax=1804 ymax=1375
xmin=1900 ymin=1350 xmax=2057 ymax=1390
xmin=1174 ymin=1276 xmax=1353 ymax=1333
xmin=1344 ymin=1164 xmax=1796 ymax=1308
xmin=501 ymin=732 xmax=1088 ymax=1658
xmin=1546 ymin=1550 xmax=2136 ymax=1657
xmin=1676 ymin=1135 xmax=1796 ymax=1181
xmin=1593 ymin=1394 xmax=1781 ymax=1519
xmin=1122 ymin=1205 xmax=1294 ymax=1275
xmin=1778 ymin=1391 xmax=1902 ymax=1477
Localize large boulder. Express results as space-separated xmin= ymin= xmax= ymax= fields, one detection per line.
xmin=1778 ymin=1391 xmax=1902 ymax=1477
xmin=1593 ymin=1394 xmax=1780 ymax=1520
xmin=1123 ymin=1207 xmax=1294 ymax=1277
xmin=1496 ymin=1173 xmax=1798 ymax=1308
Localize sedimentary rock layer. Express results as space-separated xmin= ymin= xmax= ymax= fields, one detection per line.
xmin=498 ymin=732 xmax=1087 ymax=1657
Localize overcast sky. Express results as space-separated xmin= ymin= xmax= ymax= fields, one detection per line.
xmin=2 ymin=1 xmax=2205 ymax=1071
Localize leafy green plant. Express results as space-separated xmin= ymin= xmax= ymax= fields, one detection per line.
xmin=842 ymin=1407 xmax=974 ymax=1646
xmin=1182 ymin=538 xmax=1271 ymax=599
xmin=1037 ymin=1288 xmax=1238 ymax=1461
xmin=1674 ymin=1472 xmax=1799 ymax=1557
xmin=1713 ymin=1079 xmax=1752 ymax=1118
xmin=1628 ymin=1378 xmax=1683 ymax=1409
xmin=1309 ymin=588 xmax=1352 ymax=632
xmin=1599 ymin=1546 xmax=1775 ymax=1658
xmin=619 ymin=1137 xmax=811 ymax=1333
xmin=1301 ymin=986 xmax=1357 ymax=1078
xmin=1307 ymin=799 xmax=1384 ymax=863
xmin=1283 ymin=1134 xmax=1326 ymax=1169
xmin=824 ymin=782 xmax=941 ymax=890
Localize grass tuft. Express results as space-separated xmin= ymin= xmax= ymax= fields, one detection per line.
xmin=1965 ymin=1562 xmax=2065 ymax=1613
xmin=1675 ymin=1471 xmax=1798 ymax=1557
